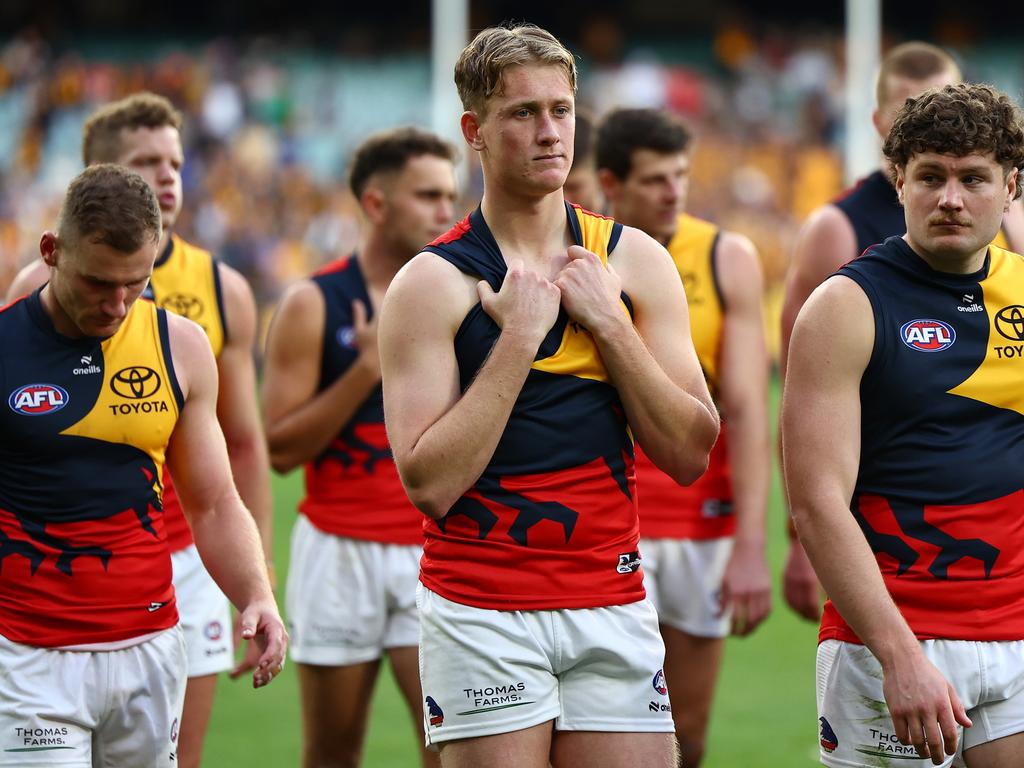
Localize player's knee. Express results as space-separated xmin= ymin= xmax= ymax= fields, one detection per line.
xmin=676 ymin=736 xmax=705 ymax=768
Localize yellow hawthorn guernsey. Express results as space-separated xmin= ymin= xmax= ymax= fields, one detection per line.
xmin=637 ymin=213 xmax=735 ymax=539
xmin=0 ymin=292 xmax=183 ymax=645
xmin=146 ymin=235 xmax=227 ymax=552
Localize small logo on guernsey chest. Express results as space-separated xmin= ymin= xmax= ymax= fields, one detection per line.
xmin=900 ymin=319 xmax=956 ymax=352
xmin=8 ymin=384 xmax=69 ymax=415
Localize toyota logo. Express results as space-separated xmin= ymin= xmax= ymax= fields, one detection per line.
xmin=110 ymin=367 xmax=162 ymax=399
xmin=160 ymin=293 xmax=203 ymax=320
xmin=995 ymin=305 xmax=1024 ymax=341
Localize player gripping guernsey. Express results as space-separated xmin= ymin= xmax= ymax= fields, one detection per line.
xmin=379 ymin=23 xmax=718 ymax=768
xmin=784 ymin=83 xmax=1024 ymax=767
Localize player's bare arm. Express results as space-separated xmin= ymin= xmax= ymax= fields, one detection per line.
xmin=165 ymin=313 xmax=287 ymax=689
xmin=715 ymin=231 xmax=772 ymax=636
xmin=1001 ymin=197 xmax=1024 ymax=252
xmin=263 ymin=279 xmax=381 ymax=473
xmin=566 ymin=225 xmax=718 ymax=484
xmin=782 ymin=276 xmax=970 ymax=763
xmin=380 ymin=252 xmax=561 ymax=519
xmin=4 ymin=259 xmax=49 ymax=304
xmin=215 ymin=264 xmax=274 ymax=567
xmin=779 ymin=204 xmax=854 ymax=621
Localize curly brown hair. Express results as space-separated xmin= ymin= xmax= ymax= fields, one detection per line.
xmin=883 ymin=83 xmax=1024 ymax=199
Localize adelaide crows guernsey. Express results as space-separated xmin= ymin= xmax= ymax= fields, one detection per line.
xmin=0 ymin=291 xmax=183 ymax=646
xmin=420 ymin=203 xmax=643 ymax=610
xmin=834 ymin=170 xmax=1010 ymax=256
xmin=299 ymin=255 xmax=422 ymax=545
xmin=820 ymin=236 xmax=1024 ymax=643
xmin=145 ymin=235 xmax=227 ymax=553
xmin=636 ymin=213 xmax=734 ymax=540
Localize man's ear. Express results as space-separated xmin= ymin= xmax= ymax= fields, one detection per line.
xmin=39 ymin=231 xmax=59 ymax=267
xmin=597 ymin=168 xmax=622 ymax=204
xmin=361 ymin=186 xmax=387 ymax=226
xmin=1006 ymin=167 xmax=1019 ymax=211
xmin=894 ymin=167 xmax=906 ymax=206
xmin=461 ymin=111 xmax=485 ymax=151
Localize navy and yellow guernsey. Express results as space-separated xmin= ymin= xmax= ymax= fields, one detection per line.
xmin=0 ymin=291 xmax=183 ymax=647
xmin=820 ymin=236 xmax=1024 ymax=643
xmin=299 ymin=255 xmax=422 ymax=545
xmin=420 ymin=202 xmax=643 ymax=610
xmin=143 ymin=234 xmax=227 ymax=554
xmin=636 ymin=213 xmax=734 ymax=541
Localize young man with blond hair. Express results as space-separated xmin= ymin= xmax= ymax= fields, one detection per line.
xmin=379 ymin=23 xmax=718 ymax=768
xmin=6 ymin=92 xmax=274 ymax=768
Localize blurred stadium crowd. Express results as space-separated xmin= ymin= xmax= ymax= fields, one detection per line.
xmin=0 ymin=23 xmax=1019 ymax=356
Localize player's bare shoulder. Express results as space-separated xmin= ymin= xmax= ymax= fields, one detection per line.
xmin=164 ymin=310 xmax=217 ymax=400
xmin=794 ymin=204 xmax=858 ymax=275
xmin=382 ymin=250 xmax=479 ymax=335
xmin=607 ymin=224 xmax=686 ymax=310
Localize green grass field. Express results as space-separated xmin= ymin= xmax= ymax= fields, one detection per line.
xmin=204 ymin=381 xmax=823 ymax=767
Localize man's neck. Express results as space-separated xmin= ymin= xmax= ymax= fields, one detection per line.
xmin=903 ymin=235 xmax=988 ymax=275
xmin=359 ymin=232 xmax=411 ymax=290
xmin=480 ymin=187 xmax=569 ymax=270
xmin=39 ymin=284 xmax=82 ymax=338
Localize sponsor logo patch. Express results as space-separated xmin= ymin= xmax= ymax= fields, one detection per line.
xmin=616 ymin=551 xmax=642 ymax=574
xmin=110 ymin=366 xmax=162 ymax=399
xmin=995 ymin=305 xmax=1024 ymax=341
xmin=648 ymin=700 xmax=672 ymax=713
xmin=9 ymin=384 xmax=69 ymax=415
xmin=457 ymin=682 xmax=533 ymax=716
xmin=900 ymin=319 xmax=955 ymax=352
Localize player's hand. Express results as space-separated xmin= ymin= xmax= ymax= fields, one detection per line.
xmin=882 ymin=649 xmax=971 ymax=764
xmin=352 ymin=299 xmax=381 ymax=379
xmin=478 ymin=259 xmax=560 ymax=346
xmin=227 ymin=599 xmax=288 ymax=689
xmin=720 ymin=539 xmax=772 ymax=636
xmin=554 ymin=245 xmax=625 ymax=337
xmin=783 ymin=539 xmax=822 ymax=621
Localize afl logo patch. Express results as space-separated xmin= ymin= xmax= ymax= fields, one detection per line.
xmin=652 ymin=669 xmax=668 ymax=696
xmin=900 ymin=319 xmax=955 ymax=352
xmin=110 ymin=366 xmax=162 ymax=399
xmin=9 ymin=383 xmax=69 ymax=415
xmin=336 ymin=325 xmax=357 ymax=350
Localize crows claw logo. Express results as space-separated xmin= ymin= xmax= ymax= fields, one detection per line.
xmin=110 ymin=367 xmax=162 ymax=399
xmin=819 ymin=717 xmax=838 ymax=753
xmin=426 ymin=696 xmax=444 ymax=727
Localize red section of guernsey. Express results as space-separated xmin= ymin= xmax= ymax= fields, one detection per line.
xmin=820 ymin=490 xmax=1024 ymax=643
xmin=420 ymin=455 xmax=644 ymax=609
xmin=161 ymin=468 xmax=193 ymax=552
xmin=0 ymin=505 xmax=177 ymax=646
xmin=429 ymin=214 xmax=471 ymax=247
xmin=636 ymin=421 xmax=734 ymax=539
xmin=301 ymin=423 xmax=423 ymax=545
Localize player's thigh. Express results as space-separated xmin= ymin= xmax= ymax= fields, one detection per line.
xmin=438 ymin=721 xmax=553 ymax=768
xmin=816 ymin=639 xmax=964 ymax=768
xmin=170 ymin=544 xmax=232 ymax=677
xmin=416 ymin=585 xmax=561 ymax=748
xmin=556 ymin=599 xmax=675 ymax=734
xmin=176 ymin=674 xmax=218 ymax=768
xmin=94 ymin=626 xmax=188 ymax=768
xmin=551 ymin=731 xmax=677 ymax=768
xmin=297 ymin=660 xmax=382 ymax=746
xmin=660 ymin=624 xmax=724 ymax=738
xmin=641 ymin=537 xmax=732 ymax=638
xmin=382 ymin=542 xmax=424 ymax=652
xmin=961 ymin=639 xmax=1024 ymax=760
xmin=0 ymin=635 xmax=97 ymax=767
xmin=287 ymin=517 xmax=389 ymax=666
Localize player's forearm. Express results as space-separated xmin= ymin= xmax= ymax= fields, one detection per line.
xmin=396 ymin=330 xmax=539 ymax=519
xmin=265 ymin=360 xmax=380 ymax=473
xmin=595 ymin=320 xmax=719 ymax=484
xmin=227 ymin=437 xmax=274 ymax=564
xmin=792 ymin=493 xmax=918 ymax=665
xmin=191 ymin=493 xmax=276 ymax=611
xmin=723 ymin=402 xmax=770 ymax=546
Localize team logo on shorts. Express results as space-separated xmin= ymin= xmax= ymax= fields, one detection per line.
xmin=425 ymin=696 xmax=444 ymax=727
xmin=9 ymin=383 xmax=69 ymax=415
xmin=900 ymin=319 xmax=955 ymax=352
xmin=204 ymin=621 xmax=223 ymax=641
xmin=652 ymin=669 xmax=668 ymax=696
xmin=819 ymin=716 xmax=838 ymax=753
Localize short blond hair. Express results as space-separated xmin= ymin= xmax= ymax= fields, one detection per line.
xmin=82 ymin=92 xmax=183 ymax=165
xmin=876 ymin=42 xmax=960 ymax=109
xmin=455 ymin=23 xmax=577 ymax=115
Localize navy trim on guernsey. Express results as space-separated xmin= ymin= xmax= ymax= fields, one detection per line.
xmin=153 ymin=234 xmax=174 ymax=269
xmin=708 ymin=231 xmax=726 ymax=313
xmin=833 ymin=170 xmax=906 ymax=257
xmin=212 ymin=260 xmax=229 ymax=345
xmin=158 ymin=308 xmax=185 ymax=412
